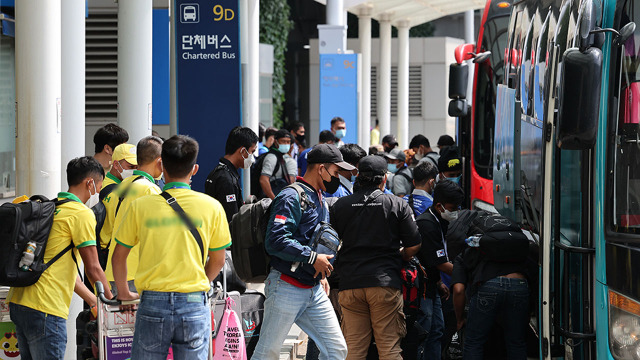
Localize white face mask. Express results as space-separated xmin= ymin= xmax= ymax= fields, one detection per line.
xmin=414 ymin=150 xmax=424 ymax=161
xmin=85 ymin=180 xmax=99 ymax=208
xmin=241 ymin=148 xmax=254 ymax=169
xmin=121 ymin=169 xmax=134 ymax=179
xmin=440 ymin=207 xmax=459 ymax=222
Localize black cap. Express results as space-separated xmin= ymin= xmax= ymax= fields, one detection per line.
xmin=307 ymin=143 xmax=356 ymax=171
xmin=381 ymin=134 xmax=398 ymax=146
xmin=437 ymin=135 xmax=455 ymax=147
xmin=438 ymin=145 xmax=462 ymax=172
xmin=358 ymin=155 xmax=387 ymax=176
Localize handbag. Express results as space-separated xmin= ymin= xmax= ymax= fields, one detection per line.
xmin=213 ymin=297 xmax=247 ymax=360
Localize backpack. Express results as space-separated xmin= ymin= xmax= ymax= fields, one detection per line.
xmin=394 ymin=167 xmax=414 ymax=194
xmin=229 ymin=183 xmax=314 ymax=282
xmin=250 ymin=149 xmax=291 ymax=199
xmin=401 ymin=257 xmax=427 ymax=312
xmin=0 ymin=195 xmax=76 ymax=287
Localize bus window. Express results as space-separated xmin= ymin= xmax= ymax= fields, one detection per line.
xmin=613 ymin=0 xmax=640 ymax=233
xmin=474 ymin=14 xmax=511 ymax=180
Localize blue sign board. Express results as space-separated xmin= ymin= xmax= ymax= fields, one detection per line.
xmin=174 ymin=0 xmax=241 ymax=192
xmin=319 ymin=54 xmax=358 ymax=145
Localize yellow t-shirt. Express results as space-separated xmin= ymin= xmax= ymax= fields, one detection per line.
xmin=99 ymin=172 xmax=123 ymax=249
xmin=114 ymin=182 xmax=231 ymax=293
xmin=7 ymin=193 xmax=97 ymax=319
xmin=105 ymin=171 xmax=161 ymax=281
xmin=102 ymin=172 xmax=121 ymax=190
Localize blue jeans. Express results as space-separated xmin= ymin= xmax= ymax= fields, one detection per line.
xmin=9 ymin=303 xmax=67 ymax=360
xmin=463 ymin=277 xmax=529 ymax=360
xmin=417 ymin=296 xmax=444 ymax=360
xmin=251 ymin=269 xmax=347 ymax=360
xmin=131 ymin=291 xmax=210 ymax=360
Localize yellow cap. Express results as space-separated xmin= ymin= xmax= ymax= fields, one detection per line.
xmin=112 ymin=144 xmax=138 ymax=165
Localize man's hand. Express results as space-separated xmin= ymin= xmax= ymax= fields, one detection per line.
xmin=313 ymin=254 xmax=334 ymax=279
xmin=438 ymin=281 xmax=450 ymax=301
xmin=117 ymin=290 xmax=139 ymax=314
xmin=320 ymin=278 xmax=330 ymax=296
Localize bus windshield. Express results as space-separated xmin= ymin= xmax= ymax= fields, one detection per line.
xmin=474 ymin=15 xmax=510 ymax=180
xmin=613 ymin=0 xmax=640 ymax=233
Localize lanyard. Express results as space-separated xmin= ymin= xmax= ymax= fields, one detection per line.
xmin=429 ymin=208 xmax=449 ymax=261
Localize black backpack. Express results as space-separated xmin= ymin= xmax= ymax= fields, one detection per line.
xmin=0 ymin=196 xmax=76 ymax=287
xmin=250 ymin=149 xmax=291 ymax=199
xmin=229 ymin=183 xmax=314 ymax=282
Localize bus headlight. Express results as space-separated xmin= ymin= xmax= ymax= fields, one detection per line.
xmin=609 ymin=290 xmax=640 ymax=359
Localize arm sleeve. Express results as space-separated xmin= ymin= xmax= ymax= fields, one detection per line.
xmin=213 ymin=174 xmax=240 ymax=223
xmin=72 ymin=209 xmax=97 ymax=248
xmin=286 ymin=158 xmax=298 ymax=177
xmin=416 ymin=219 xmax=448 ymax=267
xmin=261 ymin=154 xmax=277 ymax=176
xmin=451 ymin=254 xmax=468 ymax=286
xmin=114 ymin=202 xmax=139 ymax=249
xmin=264 ymin=189 xmax=314 ymax=263
xmin=398 ymin=202 xmax=421 ymax=248
xmin=208 ymin=200 xmax=232 ymax=251
xmin=393 ymin=175 xmax=412 ymax=196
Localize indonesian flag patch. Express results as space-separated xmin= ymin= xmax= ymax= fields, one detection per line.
xmin=274 ymin=215 xmax=287 ymax=224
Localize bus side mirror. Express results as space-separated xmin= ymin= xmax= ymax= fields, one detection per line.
xmin=449 ymin=63 xmax=469 ymax=99
xmin=449 ymin=99 xmax=469 ymax=117
xmin=556 ymin=47 xmax=603 ymax=149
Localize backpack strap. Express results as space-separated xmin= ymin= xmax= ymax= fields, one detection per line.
xmin=160 ymin=192 xmax=205 ymax=263
xmin=115 ymin=176 xmax=145 ymax=216
xmin=42 ymin=198 xmax=81 ymax=278
xmin=289 ymin=182 xmax=317 ymax=212
xmin=99 ymin=183 xmax=117 ymax=201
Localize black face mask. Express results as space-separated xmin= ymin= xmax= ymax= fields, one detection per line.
xmin=322 ymin=168 xmax=341 ymax=194
xmin=296 ymin=134 xmax=306 ymax=147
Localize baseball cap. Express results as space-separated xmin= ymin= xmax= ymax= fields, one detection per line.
xmin=438 ymin=145 xmax=462 ymax=172
xmin=358 ymin=155 xmax=387 ymax=176
xmin=381 ymin=134 xmax=398 ymax=146
xmin=112 ymin=143 xmax=138 ymax=165
xmin=307 ymin=143 xmax=356 ymax=171
xmin=437 ymin=135 xmax=455 ymax=147
xmin=383 ymin=148 xmax=406 ymax=162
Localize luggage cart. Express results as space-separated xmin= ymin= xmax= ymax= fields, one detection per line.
xmin=0 ymin=286 xmax=21 ymax=359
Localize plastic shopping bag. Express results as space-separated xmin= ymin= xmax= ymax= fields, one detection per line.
xmin=213 ymin=297 xmax=247 ymax=360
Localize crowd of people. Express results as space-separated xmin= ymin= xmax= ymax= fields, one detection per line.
xmin=5 ymin=120 xmax=531 ymax=360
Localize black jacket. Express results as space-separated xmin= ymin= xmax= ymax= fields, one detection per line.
xmin=204 ymin=158 xmax=243 ymax=223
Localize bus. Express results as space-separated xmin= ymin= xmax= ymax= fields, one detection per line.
xmin=491 ymin=0 xmax=638 ymax=357
xmin=449 ymin=0 xmax=514 ymax=212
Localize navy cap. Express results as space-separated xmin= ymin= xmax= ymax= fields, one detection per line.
xmin=307 ymin=143 xmax=356 ymax=171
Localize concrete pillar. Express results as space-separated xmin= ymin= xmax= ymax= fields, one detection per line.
xmin=118 ymin=0 xmax=153 ymax=144
xmin=61 ymin=0 xmax=86 ymax=188
xmin=15 ymin=0 xmax=62 ymax=198
xmin=240 ymin=0 xmax=260 ymax=201
xmin=378 ymin=14 xmax=392 ymax=138
xmin=358 ymin=7 xmax=372 ymax=148
xmin=326 ymin=0 xmax=345 ymax=26
xmin=397 ymin=20 xmax=410 ymax=149
xmin=464 ymin=10 xmax=475 ymax=103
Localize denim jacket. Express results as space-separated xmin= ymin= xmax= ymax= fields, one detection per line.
xmin=265 ymin=180 xmax=327 ymax=286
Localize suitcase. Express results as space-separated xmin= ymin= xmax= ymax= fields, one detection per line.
xmin=210 ymin=262 xmax=241 ymax=339
xmin=240 ymin=290 xmax=265 ymax=358
xmin=0 ymin=286 xmax=21 ymax=359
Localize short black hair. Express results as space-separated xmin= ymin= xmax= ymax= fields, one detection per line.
xmin=258 ymin=123 xmax=265 ymax=142
xmin=289 ymin=122 xmax=304 ymax=132
xmin=409 ymin=134 xmax=430 ymax=149
xmin=368 ymin=146 xmax=380 ymax=155
xmin=162 ymin=135 xmax=199 ymax=178
xmin=340 ymin=144 xmax=367 ymax=166
xmin=354 ymin=174 xmax=385 ymax=191
xmin=274 ymin=129 xmax=290 ymax=141
xmin=413 ymin=161 xmax=438 ymax=186
xmin=319 ymin=130 xmax=337 ymax=144
xmin=331 ymin=117 xmax=345 ymax=126
xmin=67 ymin=156 xmax=105 ymax=186
xmin=265 ymin=127 xmax=278 ymax=140
xmin=225 ymin=126 xmax=259 ymax=155
xmin=433 ymin=180 xmax=465 ymax=206
xmin=137 ymin=136 xmax=164 ymax=165
xmin=93 ymin=123 xmax=129 ymax=153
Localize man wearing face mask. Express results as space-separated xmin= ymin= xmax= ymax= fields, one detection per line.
xmin=324 ymin=143 xmax=366 ymax=198
xmin=103 ymin=136 xmax=165 ymax=295
xmin=403 ymin=161 xmax=438 ymax=216
xmin=411 ymin=180 xmax=465 ymax=360
xmin=252 ymin=143 xmax=353 ymax=360
xmin=330 ymin=117 xmax=347 ymax=147
xmin=8 ymin=157 xmax=114 ymax=359
xmin=258 ymin=129 xmax=294 ymax=199
xmin=289 ymin=122 xmax=306 ymax=161
xmin=409 ymin=134 xmax=440 ymax=171
xmin=205 ymin=126 xmax=258 ymax=222
xmin=101 ymin=143 xmax=138 ymax=191
xmin=437 ymin=146 xmax=463 ymax=185
xmin=384 ymin=148 xmax=413 ymax=197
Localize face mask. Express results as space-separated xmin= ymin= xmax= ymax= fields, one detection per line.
xmin=85 ymin=180 xmax=99 ymax=208
xmin=295 ymin=134 xmax=306 ymax=146
xmin=241 ymin=148 xmax=254 ymax=169
xmin=351 ymin=175 xmax=357 ymax=183
xmin=414 ymin=150 xmax=424 ymax=161
xmin=387 ymin=163 xmax=399 ymax=173
xmin=335 ymin=129 xmax=346 ymax=139
xmin=322 ymin=168 xmax=341 ymax=194
xmin=121 ymin=169 xmax=134 ymax=179
xmin=446 ymin=175 xmax=462 ymax=185
xmin=155 ymin=172 xmax=163 ymax=181
xmin=278 ymin=144 xmax=291 ymax=154
xmin=440 ymin=206 xmax=459 ymax=222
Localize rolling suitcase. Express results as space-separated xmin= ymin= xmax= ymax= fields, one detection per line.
xmin=239 ymin=290 xmax=265 ymax=358
xmin=0 ymin=286 xmax=20 ymax=359
xmin=211 ymin=262 xmax=241 ymax=339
